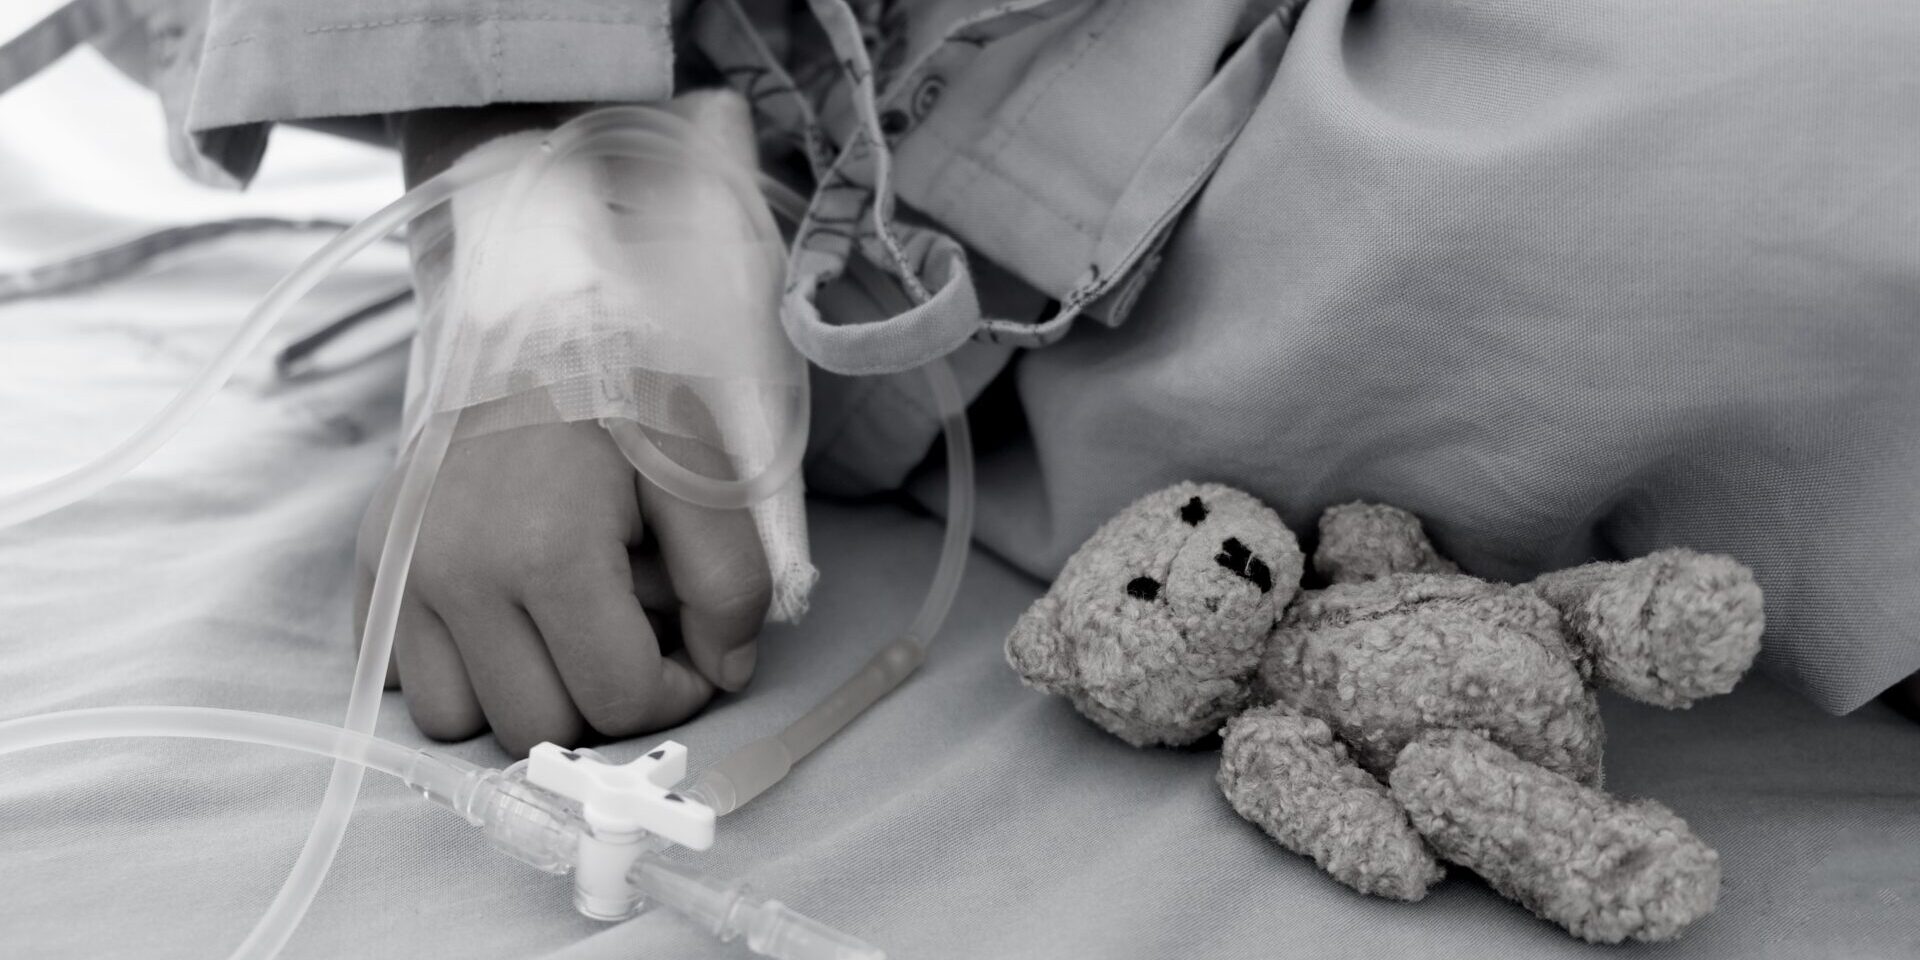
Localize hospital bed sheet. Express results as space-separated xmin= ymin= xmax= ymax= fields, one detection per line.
xmin=0 ymin=264 xmax=1915 ymax=958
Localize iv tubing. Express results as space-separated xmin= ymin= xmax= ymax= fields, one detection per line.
xmin=0 ymin=111 xmax=814 ymax=958
xmin=0 ymin=153 xmax=518 ymax=531
xmin=687 ymin=351 xmax=974 ymax=816
xmin=234 ymin=109 xmax=806 ymax=960
xmin=0 ymin=707 xmax=888 ymax=960
xmin=652 ymin=144 xmax=983 ymax=810
xmin=0 ymin=109 xmax=807 ymax=528
xmin=0 ymin=706 xmax=469 ymax=797
xmin=0 ymin=145 xmax=507 ymax=959
xmin=0 ymin=103 xmax=964 ymax=956
xmin=229 ymin=407 xmax=455 ymax=960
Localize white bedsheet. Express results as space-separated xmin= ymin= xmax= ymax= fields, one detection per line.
xmin=2 ymin=37 xmax=1916 ymax=960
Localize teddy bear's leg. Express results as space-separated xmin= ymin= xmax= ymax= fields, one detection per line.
xmin=1314 ymin=502 xmax=1461 ymax=585
xmin=1528 ymin=548 xmax=1763 ymax=708
xmin=1391 ymin=728 xmax=1720 ymax=943
xmin=1219 ymin=703 xmax=1444 ymax=900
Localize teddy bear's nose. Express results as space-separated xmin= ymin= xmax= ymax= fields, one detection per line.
xmin=1215 ymin=538 xmax=1273 ymax=593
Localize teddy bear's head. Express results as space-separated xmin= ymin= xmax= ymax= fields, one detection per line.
xmin=1005 ymin=482 xmax=1304 ymax=746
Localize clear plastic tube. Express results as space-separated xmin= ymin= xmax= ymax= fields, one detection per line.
xmin=0 ymin=152 xmax=520 ymax=530
xmin=0 ymin=102 xmax=964 ymax=956
xmin=686 ymin=358 xmax=973 ymax=815
xmin=0 ymin=706 xmax=472 ymax=796
xmin=0 ymin=106 xmax=808 ymax=957
xmin=604 ymin=415 xmax=807 ymax=510
xmin=630 ymin=856 xmax=884 ymax=960
xmin=0 ymin=217 xmax=371 ymax=307
xmin=229 ymin=407 xmax=456 ymax=960
xmin=0 ymin=139 xmax=509 ymax=960
xmin=906 ymin=358 xmax=977 ymax=652
xmin=0 ymin=707 xmax=884 ymax=960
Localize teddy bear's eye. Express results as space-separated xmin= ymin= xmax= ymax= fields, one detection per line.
xmin=1126 ymin=576 xmax=1162 ymax=601
xmin=1179 ymin=497 xmax=1208 ymax=525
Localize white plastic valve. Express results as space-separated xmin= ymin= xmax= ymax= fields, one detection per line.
xmin=529 ymin=740 xmax=718 ymax=920
xmin=529 ymin=741 xmax=716 ymax=849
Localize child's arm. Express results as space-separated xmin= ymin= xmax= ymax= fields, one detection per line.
xmin=353 ymin=105 xmax=772 ymax=759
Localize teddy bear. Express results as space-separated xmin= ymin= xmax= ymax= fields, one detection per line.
xmin=1004 ymin=482 xmax=1764 ymax=943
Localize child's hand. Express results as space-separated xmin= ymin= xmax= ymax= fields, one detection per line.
xmin=361 ymin=94 xmax=783 ymax=757
xmin=353 ymin=421 xmax=771 ymax=757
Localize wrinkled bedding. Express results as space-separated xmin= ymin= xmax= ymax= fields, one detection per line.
xmin=2 ymin=321 xmax=1917 ymax=958
xmin=2 ymin=39 xmax=1917 ymax=960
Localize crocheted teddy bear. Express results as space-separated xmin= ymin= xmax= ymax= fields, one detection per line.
xmin=1005 ymin=482 xmax=1764 ymax=943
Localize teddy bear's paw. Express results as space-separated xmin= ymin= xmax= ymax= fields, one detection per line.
xmin=1219 ymin=705 xmax=1444 ymax=901
xmin=1393 ymin=728 xmax=1720 ymax=943
xmin=1537 ymin=549 xmax=1764 ymax=708
xmin=1006 ymin=594 xmax=1076 ymax=694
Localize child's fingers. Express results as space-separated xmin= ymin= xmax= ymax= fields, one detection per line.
xmin=628 ymin=542 xmax=677 ymax=610
xmin=637 ymin=471 xmax=771 ymax=694
xmin=523 ymin=540 xmax=715 ymax=737
xmin=629 ymin=544 xmax=685 ymax=650
xmin=441 ymin=599 xmax=587 ymax=758
xmin=393 ymin=597 xmax=483 ymax=741
xmin=646 ymin=608 xmax=683 ymax=655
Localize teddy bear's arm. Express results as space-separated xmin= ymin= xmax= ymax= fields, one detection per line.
xmin=1390 ymin=728 xmax=1720 ymax=943
xmin=1314 ymin=503 xmax=1460 ymax=585
xmin=1005 ymin=593 xmax=1076 ymax=694
xmin=1528 ymin=549 xmax=1763 ymax=708
xmin=1217 ymin=704 xmax=1443 ymax=901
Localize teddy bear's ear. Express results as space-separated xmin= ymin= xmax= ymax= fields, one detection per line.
xmin=1005 ymin=594 xmax=1077 ymax=694
xmin=1315 ymin=502 xmax=1460 ymax=584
